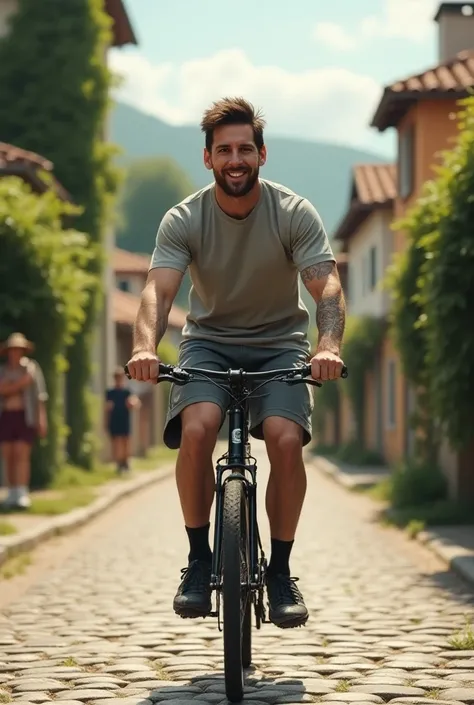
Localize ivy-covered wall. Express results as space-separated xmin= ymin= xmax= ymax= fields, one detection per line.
xmin=0 ymin=0 xmax=122 ymax=469
xmin=386 ymin=96 xmax=474 ymax=465
xmin=0 ymin=178 xmax=93 ymax=487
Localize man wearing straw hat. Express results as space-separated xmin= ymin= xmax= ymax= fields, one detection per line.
xmin=0 ymin=333 xmax=48 ymax=509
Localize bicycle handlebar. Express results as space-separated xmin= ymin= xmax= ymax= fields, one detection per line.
xmin=124 ymin=361 xmax=348 ymax=388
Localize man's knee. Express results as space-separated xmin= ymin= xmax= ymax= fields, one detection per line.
xmin=181 ymin=402 xmax=222 ymax=451
xmin=263 ymin=417 xmax=303 ymax=461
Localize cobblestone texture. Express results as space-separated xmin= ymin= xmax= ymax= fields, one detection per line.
xmin=1 ymin=442 xmax=474 ymax=705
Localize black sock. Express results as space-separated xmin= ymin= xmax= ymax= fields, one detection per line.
xmin=186 ymin=524 xmax=212 ymax=564
xmin=268 ymin=538 xmax=294 ymax=576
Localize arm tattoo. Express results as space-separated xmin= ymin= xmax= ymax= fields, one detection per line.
xmin=301 ymin=261 xmax=346 ymax=355
xmin=301 ymin=261 xmax=334 ymax=284
xmin=316 ymin=292 xmax=346 ymax=355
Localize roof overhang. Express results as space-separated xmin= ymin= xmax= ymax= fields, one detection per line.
xmin=105 ymin=0 xmax=138 ymax=47
xmin=371 ymin=88 xmax=471 ymax=132
xmin=434 ymin=2 xmax=474 ymax=22
xmin=0 ymin=163 xmax=71 ymax=201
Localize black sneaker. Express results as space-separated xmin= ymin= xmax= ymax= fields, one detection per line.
xmin=173 ymin=559 xmax=212 ymax=618
xmin=266 ymin=573 xmax=308 ymax=628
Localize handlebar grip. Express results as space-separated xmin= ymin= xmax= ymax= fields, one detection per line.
xmin=303 ymin=362 xmax=348 ymax=379
xmin=123 ymin=362 xmax=174 ymax=382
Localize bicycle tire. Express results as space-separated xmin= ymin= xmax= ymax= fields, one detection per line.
xmin=242 ymin=598 xmax=252 ymax=668
xmin=222 ymin=478 xmax=251 ymax=702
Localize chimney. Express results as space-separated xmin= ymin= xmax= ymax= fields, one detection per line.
xmin=435 ymin=2 xmax=474 ymax=62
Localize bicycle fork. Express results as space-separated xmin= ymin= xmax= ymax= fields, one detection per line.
xmin=210 ymin=463 xmax=268 ymax=628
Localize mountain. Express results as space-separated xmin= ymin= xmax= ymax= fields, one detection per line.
xmin=110 ymin=102 xmax=387 ymax=237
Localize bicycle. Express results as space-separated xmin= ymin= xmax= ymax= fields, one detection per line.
xmin=124 ymin=360 xmax=347 ymax=703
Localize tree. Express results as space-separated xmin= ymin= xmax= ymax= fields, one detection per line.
xmin=117 ymin=156 xmax=195 ymax=254
xmin=0 ymin=177 xmax=93 ymax=487
xmin=0 ymin=0 xmax=121 ymax=468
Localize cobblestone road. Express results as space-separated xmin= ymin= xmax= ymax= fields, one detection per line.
xmin=1 ymin=442 xmax=474 ymax=705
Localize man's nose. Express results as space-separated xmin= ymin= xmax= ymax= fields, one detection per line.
xmin=227 ymin=149 xmax=244 ymax=166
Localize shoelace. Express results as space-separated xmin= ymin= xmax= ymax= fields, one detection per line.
xmin=180 ymin=561 xmax=210 ymax=592
xmin=270 ymin=575 xmax=303 ymax=605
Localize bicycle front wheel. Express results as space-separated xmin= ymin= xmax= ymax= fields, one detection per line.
xmin=222 ymin=478 xmax=251 ymax=703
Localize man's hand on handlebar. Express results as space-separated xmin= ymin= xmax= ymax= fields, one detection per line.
xmin=125 ymin=351 xmax=160 ymax=383
xmin=310 ymin=351 xmax=344 ymax=382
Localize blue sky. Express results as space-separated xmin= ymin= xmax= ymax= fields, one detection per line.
xmin=110 ymin=0 xmax=446 ymax=158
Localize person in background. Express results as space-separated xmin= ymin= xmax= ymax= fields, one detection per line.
xmin=0 ymin=332 xmax=48 ymax=509
xmin=105 ymin=366 xmax=141 ymax=474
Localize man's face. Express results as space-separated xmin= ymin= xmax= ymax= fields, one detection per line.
xmin=204 ymin=124 xmax=266 ymax=198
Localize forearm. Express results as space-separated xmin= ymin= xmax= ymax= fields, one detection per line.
xmin=0 ymin=374 xmax=32 ymax=396
xmin=132 ymin=283 xmax=170 ymax=356
xmin=315 ymin=281 xmax=346 ymax=356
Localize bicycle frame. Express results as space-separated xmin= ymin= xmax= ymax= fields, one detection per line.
xmin=210 ymin=371 xmax=262 ymax=610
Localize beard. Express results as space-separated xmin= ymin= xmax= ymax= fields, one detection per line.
xmin=213 ymin=165 xmax=259 ymax=198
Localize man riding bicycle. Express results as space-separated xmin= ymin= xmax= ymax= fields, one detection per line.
xmin=126 ymin=97 xmax=346 ymax=630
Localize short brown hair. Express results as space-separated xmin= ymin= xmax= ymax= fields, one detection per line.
xmin=200 ymin=97 xmax=266 ymax=152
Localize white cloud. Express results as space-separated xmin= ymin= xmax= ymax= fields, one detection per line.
xmin=312 ymin=22 xmax=357 ymax=51
xmin=314 ymin=0 xmax=437 ymax=50
xmin=109 ymin=48 xmax=383 ymax=149
xmin=360 ymin=0 xmax=436 ymax=42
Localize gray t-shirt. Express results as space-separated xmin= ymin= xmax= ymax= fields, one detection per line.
xmin=149 ymin=178 xmax=335 ymax=352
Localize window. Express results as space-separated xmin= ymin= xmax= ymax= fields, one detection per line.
xmin=369 ymin=245 xmax=377 ymax=290
xmin=362 ymin=253 xmax=367 ymax=296
xmin=387 ymin=360 xmax=397 ymax=429
xmin=399 ymin=125 xmax=415 ymax=199
xmin=117 ymin=279 xmax=130 ymax=292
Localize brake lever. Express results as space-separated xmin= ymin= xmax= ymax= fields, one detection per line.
xmin=286 ymin=376 xmax=323 ymax=388
xmin=159 ymin=373 xmax=189 ymax=386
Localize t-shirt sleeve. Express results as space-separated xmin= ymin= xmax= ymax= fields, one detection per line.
xmin=290 ymin=198 xmax=335 ymax=272
xmin=149 ymin=207 xmax=192 ymax=273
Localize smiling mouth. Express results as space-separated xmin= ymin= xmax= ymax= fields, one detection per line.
xmin=226 ymin=170 xmax=247 ymax=178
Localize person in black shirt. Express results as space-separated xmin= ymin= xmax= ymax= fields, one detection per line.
xmin=105 ymin=367 xmax=141 ymax=473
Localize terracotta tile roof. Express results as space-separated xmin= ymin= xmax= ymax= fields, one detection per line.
xmin=353 ymin=163 xmax=397 ymax=205
xmin=113 ymin=248 xmax=150 ymax=274
xmin=371 ymin=50 xmax=474 ymax=131
xmin=112 ymin=288 xmax=187 ymax=330
xmin=0 ymin=142 xmax=71 ymax=201
xmin=105 ymin=0 xmax=138 ymax=47
xmin=333 ymin=163 xmax=397 ymax=244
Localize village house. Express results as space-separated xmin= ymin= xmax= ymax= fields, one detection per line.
xmin=328 ymin=1 xmax=474 ymax=500
xmin=329 ymin=165 xmax=399 ymax=458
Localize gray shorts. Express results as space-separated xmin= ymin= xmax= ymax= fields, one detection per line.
xmin=163 ymin=339 xmax=314 ymax=449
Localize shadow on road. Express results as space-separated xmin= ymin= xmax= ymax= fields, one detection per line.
xmin=143 ymin=671 xmax=307 ymax=704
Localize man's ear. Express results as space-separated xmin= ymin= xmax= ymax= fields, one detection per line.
xmin=203 ymin=148 xmax=213 ymax=171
